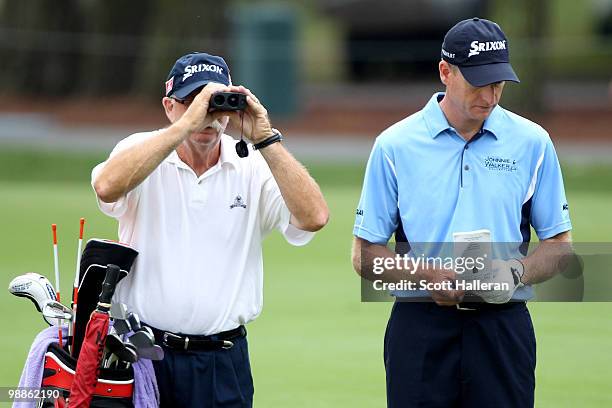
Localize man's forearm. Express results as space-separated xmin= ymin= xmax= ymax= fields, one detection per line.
xmin=94 ymin=123 xmax=189 ymax=203
xmin=521 ymin=231 xmax=575 ymax=285
xmin=259 ymin=142 xmax=329 ymax=232
xmin=352 ymin=238 xmax=465 ymax=305
xmin=352 ymin=238 xmax=424 ymax=283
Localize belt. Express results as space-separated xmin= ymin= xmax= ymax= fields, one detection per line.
xmin=455 ymin=301 xmax=525 ymax=311
xmin=398 ymin=296 xmax=526 ymax=311
xmin=146 ymin=325 xmax=246 ymax=351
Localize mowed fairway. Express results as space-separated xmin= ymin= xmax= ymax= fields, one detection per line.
xmin=0 ymin=153 xmax=611 ymax=407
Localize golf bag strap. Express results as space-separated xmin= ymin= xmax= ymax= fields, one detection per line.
xmin=147 ymin=325 xmax=246 ymax=351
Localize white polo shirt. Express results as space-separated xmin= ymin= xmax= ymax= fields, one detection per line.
xmin=91 ymin=130 xmax=314 ymax=335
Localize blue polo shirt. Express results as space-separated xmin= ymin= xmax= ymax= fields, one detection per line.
xmin=353 ymin=93 xmax=572 ymax=300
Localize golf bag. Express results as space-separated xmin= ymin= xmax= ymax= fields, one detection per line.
xmin=39 ymin=342 xmax=134 ymax=408
xmin=71 ymin=239 xmax=138 ymax=358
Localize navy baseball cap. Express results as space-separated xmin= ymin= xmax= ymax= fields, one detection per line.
xmin=441 ymin=17 xmax=519 ymax=87
xmin=164 ymin=52 xmax=231 ymax=99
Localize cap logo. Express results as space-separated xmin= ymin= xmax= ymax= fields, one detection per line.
xmin=468 ymin=40 xmax=507 ymax=57
xmin=165 ymin=77 xmax=174 ymax=96
xmin=441 ymin=48 xmax=455 ymax=59
xmin=182 ymin=64 xmax=225 ymax=81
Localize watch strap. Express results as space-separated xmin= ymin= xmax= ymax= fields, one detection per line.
xmin=253 ymin=130 xmax=283 ymax=150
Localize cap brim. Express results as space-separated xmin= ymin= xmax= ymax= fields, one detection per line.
xmin=459 ymin=62 xmax=520 ymax=87
xmin=172 ymin=80 xmax=224 ymax=100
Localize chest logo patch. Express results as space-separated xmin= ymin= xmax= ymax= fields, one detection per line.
xmin=230 ymin=195 xmax=247 ymax=209
xmin=484 ymin=156 xmax=518 ymax=172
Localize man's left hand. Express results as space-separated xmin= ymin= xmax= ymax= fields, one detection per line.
xmin=210 ymin=85 xmax=274 ymax=144
xmin=474 ymin=259 xmax=525 ymax=304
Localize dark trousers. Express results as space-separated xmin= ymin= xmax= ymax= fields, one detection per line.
xmin=384 ymin=302 xmax=536 ymax=408
xmin=153 ymin=335 xmax=254 ymax=408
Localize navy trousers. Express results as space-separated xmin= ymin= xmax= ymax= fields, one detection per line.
xmin=384 ymin=302 xmax=536 ymax=408
xmin=153 ymin=335 xmax=254 ymax=408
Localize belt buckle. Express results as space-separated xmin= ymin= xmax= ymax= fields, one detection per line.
xmin=222 ymin=340 xmax=234 ymax=349
xmin=456 ymin=303 xmax=477 ymax=311
xmin=163 ymin=332 xmax=190 ymax=350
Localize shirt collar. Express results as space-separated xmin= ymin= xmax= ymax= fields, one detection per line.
xmin=481 ymin=104 xmax=502 ymax=139
xmin=423 ymin=92 xmax=500 ymax=140
xmin=423 ymin=93 xmax=451 ymax=139
xmin=166 ymin=133 xmax=239 ymax=169
xmin=218 ymin=134 xmax=240 ymax=167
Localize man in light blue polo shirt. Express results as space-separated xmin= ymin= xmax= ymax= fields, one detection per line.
xmin=352 ymin=18 xmax=572 ymax=407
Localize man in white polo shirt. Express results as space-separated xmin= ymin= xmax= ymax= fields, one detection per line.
xmin=92 ymin=52 xmax=329 ymax=407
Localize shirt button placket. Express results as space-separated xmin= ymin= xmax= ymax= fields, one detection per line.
xmin=462 ymin=144 xmax=472 ymax=188
xmin=192 ymin=180 xmax=207 ymax=205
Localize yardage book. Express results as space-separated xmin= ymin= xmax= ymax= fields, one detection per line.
xmin=452 ymin=229 xmax=493 ymax=282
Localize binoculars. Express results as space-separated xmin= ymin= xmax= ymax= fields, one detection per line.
xmin=209 ymin=92 xmax=247 ymax=111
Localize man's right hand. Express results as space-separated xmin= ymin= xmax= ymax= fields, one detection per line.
xmin=419 ymin=266 xmax=465 ymax=306
xmin=176 ymin=83 xmax=229 ymax=134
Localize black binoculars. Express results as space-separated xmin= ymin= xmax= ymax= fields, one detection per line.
xmin=209 ymin=92 xmax=247 ymax=111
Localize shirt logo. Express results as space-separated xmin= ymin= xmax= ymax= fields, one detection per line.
xmin=230 ymin=195 xmax=247 ymax=209
xmin=562 ymin=203 xmax=569 ymax=211
xmin=468 ymin=40 xmax=507 ymax=57
xmin=183 ymin=64 xmax=224 ymax=81
xmin=356 ymin=209 xmax=364 ymax=216
xmin=484 ymin=156 xmax=517 ymax=172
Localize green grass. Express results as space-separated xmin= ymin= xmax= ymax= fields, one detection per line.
xmin=0 ymin=149 xmax=611 ymax=407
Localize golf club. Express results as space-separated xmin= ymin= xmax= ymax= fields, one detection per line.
xmin=127 ymin=312 xmax=141 ymax=332
xmin=141 ymin=326 xmax=155 ymax=340
xmin=42 ymin=300 xmax=73 ymax=326
xmin=8 ymin=273 xmax=57 ymax=313
xmin=122 ymin=343 xmax=139 ymax=369
xmin=69 ymin=217 xmax=85 ymax=354
xmin=110 ymin=303 xmax=131 ymax=335
xmin=113 ymin=318 xmax=132 ymax=337
xmin=103 ymin=352 xmax=119 ymax=369
xmin=51 ymin=224 xmax=62 ymax=346
xmin=110 ymin=303 xmax=128 ymax=320
xmin=101 ymin=326 xmax=118 ymax=369
xmin=105 ymin=333 xmax=138 ymax=364
xmin=134 ymin=344 xmax=164 ymax=361
xmin=127 ymin=328 xmax=155 ymax=349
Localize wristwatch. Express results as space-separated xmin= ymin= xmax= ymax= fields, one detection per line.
xmin=253 ymin=129 xmax=283 ymax=150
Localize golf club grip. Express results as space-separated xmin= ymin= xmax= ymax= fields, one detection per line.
xmin=99 ymin=264 xmax=120 ymax=305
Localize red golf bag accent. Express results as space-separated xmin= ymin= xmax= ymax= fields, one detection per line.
xmin=40 ymin=343 xmax=134 ymax=407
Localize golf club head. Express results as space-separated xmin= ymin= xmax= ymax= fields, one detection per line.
xmin=42 ymin=300 xmax=73 ymax=326
xmin=113 ymin=318 xmax=132 ymax=336
xmin=110 ymin=303 xmax=128 ymax=320
xmin=127 ymin=312 xmax=141 ymax=332
xmin=108 ymin=325 xmax=117 ymax=336
xmin=8 ymin=273 xmax=57 ymax=313
xmin=105 ymin=334 xmax=138 ymax=363
xmin=125 ymin=342 xmax=139 ymax=362
xmin=135 ymin=344 xmax=164 ymax=361
xmin=141 ymin=326 xmax=155 ymax=340
xmin=104 ymin=352 xmax=119 ymax=369
xmin=127 ymin=329 xmax=155 ymax=349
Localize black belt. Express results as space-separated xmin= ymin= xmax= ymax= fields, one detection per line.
xmin=146 ymin=325 xmax=246 ymax=351
xmin=454 ymin=301 xmax=525 ymax=311
xmin=397 ymin=297 xmax=526 ymax=311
